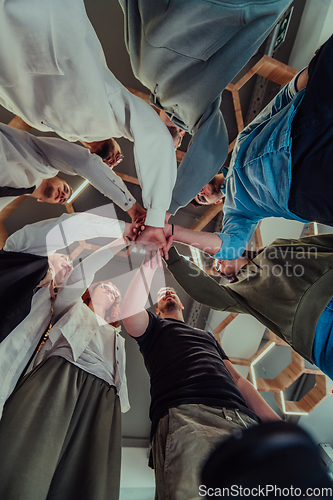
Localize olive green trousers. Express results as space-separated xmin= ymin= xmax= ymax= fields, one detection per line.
xmin=151 ymin=404 xmax=257 ymax=500
xmin=0 ymin=356 xmax=121 ymax=500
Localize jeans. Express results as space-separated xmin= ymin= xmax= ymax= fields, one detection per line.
xmin=288 ymin=34 xmax=333 ymax=225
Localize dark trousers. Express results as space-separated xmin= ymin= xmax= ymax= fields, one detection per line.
xmin=288 ymin=34 xmax=333 ymax=225
xmin=0 ymin=357 xmax=121 ymax=500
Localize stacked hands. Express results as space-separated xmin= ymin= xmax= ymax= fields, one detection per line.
xmin=102 ymin=140 xmax=173 ymax=259
xmin=124 ymin=218 xmax=173 ymax=265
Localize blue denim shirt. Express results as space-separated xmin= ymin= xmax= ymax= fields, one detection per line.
xmin=312 ymin=297 xmax=333 ymax=380
xmin=214 ymin=76 xmax=308 ymax=260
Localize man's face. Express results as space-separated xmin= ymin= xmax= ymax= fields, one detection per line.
xmin=156 ymin=287 xmax=183 ymax=314
xmin=216 ymin=256 xmax=249 ymax=279
xmin=48 ymin=253 xmax=73 ymax=285
xmin=93 ymin=139 xmax=124 ymax=167
xmin=194 ymin=181 xmax=224 ymax=205
xmin=38 ymin=177 xmax=71 ymax=204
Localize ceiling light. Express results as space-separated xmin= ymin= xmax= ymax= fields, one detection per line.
xmin=67 ymin=180 xmax=90 ymax=203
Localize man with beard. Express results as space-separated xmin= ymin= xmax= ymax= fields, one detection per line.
xmin=190 ymin=172 xmax=225 ymax=207
xmin=121 ymin=259 xmax=280 ymax=500
xmin=179 ymin=34 xmax=333 ymax=260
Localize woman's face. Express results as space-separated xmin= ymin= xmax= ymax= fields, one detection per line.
xmin=89 ymin=282 xmax=119 ymax=311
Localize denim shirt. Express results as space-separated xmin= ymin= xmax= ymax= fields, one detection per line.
xmin=312 ymin=297 xmax=333 ymax=380
xmin=215 ymin=76 xmax=308 ymax=260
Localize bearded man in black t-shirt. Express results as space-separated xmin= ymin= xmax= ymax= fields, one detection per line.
xmin=121 ymin=253 xmax=280 ymax=500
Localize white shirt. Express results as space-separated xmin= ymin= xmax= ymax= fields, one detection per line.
xmin=36 ymin=302 xmax=130 ymax=413
xmin=0 ymin=0 xmax=177 ymax=227
xmin=0 ymin=123 xmax=135 ymax=213
xmin=0 ymin=211 xmax=125 ymax=417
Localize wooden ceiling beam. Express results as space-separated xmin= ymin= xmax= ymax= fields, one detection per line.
xmin=213 ymin=312 xmax=238 ymax=336
xmin=191 ymin=204 xmax=224 ymax=232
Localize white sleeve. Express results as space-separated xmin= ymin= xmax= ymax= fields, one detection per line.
xmin=112 ymin=88 xmax=177 ymax=227
xmin=30 ymin=136 xmax=136 ymax=212
xmin=3 ymin=211 xmax=125 ymax=256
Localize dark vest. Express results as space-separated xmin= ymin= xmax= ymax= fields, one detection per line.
xmin=0 ymin=250 xmax=49 ymax=343
xmin=0 ymin=186 xmax=35 ymax=197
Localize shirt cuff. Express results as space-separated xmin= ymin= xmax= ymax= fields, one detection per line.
xmin=117 ymin=194 xmax=136 ymax=213
xmin=145 ymin=207 xmax=167 ymax=228
xmin=212 ymin=232 xmax=246 ymax=260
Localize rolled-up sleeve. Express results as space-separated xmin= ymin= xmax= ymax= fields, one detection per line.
xmin=31 ymin=136 xmax=136 ymax=212
xmin=213 ymin=214 xmax=258 ymax=260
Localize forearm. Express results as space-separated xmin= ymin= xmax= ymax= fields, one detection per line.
xmin=34 ymin=136 xmax=136 ymax=213
xmin=54 ymin=238 xmax=128 ymax=320
xmin=171 ymin=225 xmax=222 ymax=256
xmin=121 ymin=263 xmax=156 ymax=320
xmin=75 ymin=154 xmax=136 ymax=212
xmin=236 ymin=376 xmax=281 ymax=422
xmin=66 ymin=238 xmax=128 ymax=287
xmin=166 ymin=247 xmax=238 ymax=311
xmin=123 ymin=90 xmax=177 ymax=227
xmin=169 ymin=99 xmax=227 ymax=214
xmin=4 ymin=212 xmax=125 ymax=256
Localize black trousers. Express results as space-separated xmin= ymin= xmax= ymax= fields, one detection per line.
xmin=288 ymin=34 xmax=333 ymax=225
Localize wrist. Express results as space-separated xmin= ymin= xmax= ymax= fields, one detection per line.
xmin=171 ymin=224 xmax=179 ymax=241
xmin=126 ymin=204 xmax=137 ymax=221
xmin=123 ymin=223 xmax=130 ymax=238
xmin=164 ymin=223 xmax=172 ymax=238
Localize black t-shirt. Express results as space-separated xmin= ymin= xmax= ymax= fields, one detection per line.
xmin=135 ymin=312 xmax=260 ymax=439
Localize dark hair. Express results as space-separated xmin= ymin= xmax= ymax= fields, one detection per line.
xmin=217 ymin=248 xmax=265 ymax=283
xmin=81 ymin=281 xmax=121 ymax=327
xmin=94 ymin=140 xmax=112 ymax=161
xmin=190 ymin=178 xmax=225 ymax=207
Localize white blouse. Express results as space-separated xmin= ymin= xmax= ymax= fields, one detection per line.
xmin=36 ymin=301 xmax=130 ymax=413
xmin=34 ymin=238 xmax=131 ymax=412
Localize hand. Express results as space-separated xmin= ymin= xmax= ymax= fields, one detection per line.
xmin=143 ymin=246 xmax=163 ymax=269
xmin=126 ymin=202 xmax=147 ymax=224
xmin=136 ymin=226 xmax=172 ymax=259
xmin=129 ymin=240 xmax=162 ymax=269
xmin=124 ymin=222 xmax=141 ymax=241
